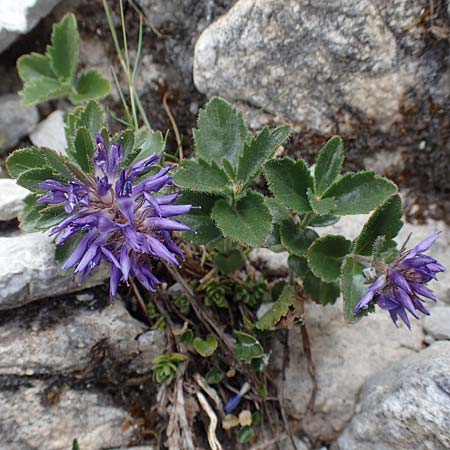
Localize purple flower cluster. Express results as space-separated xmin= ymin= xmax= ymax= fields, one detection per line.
xmin=39 ymin=136 xmax=192 ymax=298
xmin=354 ymin=231 xmax=445 ymax=328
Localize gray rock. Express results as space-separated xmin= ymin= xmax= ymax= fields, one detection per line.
xmin=248 ymin=247 xmax=289 ymax=276
xmin=0 ymin=232 xmax=108 ymax=310
xmin=338 ymin=341 xmax=450 ymax=450
xmin=423 ymin=306 xmax=450 ymax=341
xmin=29 ymin=110 xmax=67 ymax=154
xmin=0 ymin=300 xmax=146 ymax=376
xmin=194 ymin=0 xmax=449 ymax=132
xmin=0 ymin=94 xmax=38 ymax=151
xmin=0 ymin=380 xmax=138 ymax=450
xmin=0 ymin=0 xmax=62 ymax=53
xmin=0 ymin=179 xmax=28 ymax=221
xmin=280 ymin=299 xmax=423 ymax=442
xmin=130 ymin=329 xmax=167 ymax=374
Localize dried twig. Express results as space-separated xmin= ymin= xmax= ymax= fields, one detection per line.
xmin=163 ymin=91 xmax=183 ymax=160
xmin=196 ymin=391 xmax=223 ymax=450
xmin=194 ymin=373 xmax=224 ymax=419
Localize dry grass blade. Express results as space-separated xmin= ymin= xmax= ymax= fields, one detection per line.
xmin=196 ymin=391 xmax=223 ymax=450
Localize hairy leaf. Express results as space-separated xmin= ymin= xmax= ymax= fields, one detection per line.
xmin=256 ymin=285 xmax=295 ymax=330
xmin=280 ymin=219 xmax=318 ymax=256
xmin=70 ymin=70 xmax=111 ymax=103
xmin=314 ymin=136 xmax=344 ymax=195
xmin=17 ymin=53 xmax=55 ymax=83
xmin=6 ymin=147 xmax=48 ymax=178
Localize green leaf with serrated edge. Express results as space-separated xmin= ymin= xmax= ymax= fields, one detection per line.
xmin=237 ymin=125 xmax=290 ymax=185
xmin=35 ymin=205 xmax=67 ymax=230
xmin=205 ymin=366 xmax=224 ymax=385
xmin=307 ymin=188 xmax=337 ymax=215
xmin=289 ymin=255 xmax=339 ymax=305
xmin=309 ymin=214 xmax=340 ymax=227
xmin=314 ymin=136 xmax=344 ymax=195
xmin=64 ymin=107 xmax=83 ymax=154
xmin=307 ymin=235 xmax=352 ymax=282
xmin=264 ymin=157 xmax=313 ymax=214
xmin=73 ymin=127 xmax=94 ymax=172
xmin=341 ymin=256 xmax=374 ymax=322
xmin=176 ymin=192 xmax=223 ymax=246
xmin=55 ymin=234 xmax=83 ymax=264
xmin=214 ymin=249 xmax=243 ymax=274
xmin=39 ymin=148 xmax=73 ymax=180
xmin=113 ymin=129 xmax=134 ymax=163
xmin=280 ymin=219 xmax=319 ymax=256
xmin=233 ymin=331 xmax=264 ymax=360
xmin=212 ymin=191 xmax=272 ymax=246
xmin=237 ymin=426 xmax=255 ymax=444
xmin=322 ymin=171 xmax=397 ymax=215
xmin=47 ymin=14 xmax=78 ymax=81
xmin=257 ymin=285 xmax=295 ymax=330
xmin=193 ymin=335 xmax=218 ymax=357
xmin=17 ymin=53 xmax=56 ymax=83
xmin=264 ymin=197 xmax=290 ymax=248
xmin=303 ymin=273 xmax=340 ymax=305
xmin=130 ymin=131 xmax=165 ymax=164
xmin=354 ymin=194 xmax=403 ymax=256
xmin=70 ymin=70 xmax=111 ymax=103
xmin=16 ymin=167 xmax=57 ymax=192
xmin=6 ymin=148 xmax=48 ymax=178
xmin=174 ymin=159 xmax=229 ymax=194
xmin=78 ymin=101 xmax=104 ymax=139
xmin=194 ymin=97 xmax=247 ymax=170
xmin=20 ymin=78 xmax=68 ymax=106
xmin=19 ymin=195 xmax=44 ymax=232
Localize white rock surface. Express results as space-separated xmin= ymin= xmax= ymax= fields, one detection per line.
xmin=338 ymin=341 xmax=450 ymax=450
xmin=0 ymin=380 xmax=138 ymax=449
xmin=0 ymin=0 xmax=62 ymax=53
xmin=248 ymin=247 xmax=289 ymax=276
xmin=279 ymin=299 xmax=424 ymax=442
xmin=0 ymin=178 xmax=28 ymax=221
xmin=0 ymin=300 xmax=146 ymax=376
xmin=0 ymin=232 xmax=108 ymax=310
xmin=423 ymin=306 xmax=450 ymax=341
xmin=29 ymin=110 xmax=67 ymax=153
xmin=194 ymin=0 xmax=448 ymax=132
xmin=0 ymin=94 xmax=38 ymax=151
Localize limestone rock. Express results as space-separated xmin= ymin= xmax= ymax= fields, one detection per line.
xmin=423 ymin=306 xmax=450 ymax=341
xmin=0 ymin=299 xmax=146 ymax=376
xmin=0 ymin=179 xmax=28 ymax=221
xmin=338 ymin=342 xmax=450 ymax=450
xmin=0 ymin=380 xmax=138 ymax=450
xmin=248 ymin=247 xmax=289 ymax=276
xmin=29 ymin=110 xmax=67 ymax=154
xmin=0 ymin=0 xmax=62 ymax=53
xmin=0 ymin=94 xmax=38 ymax=152
xmin=280 ymin=299 xmax=424 ymax=442
xmin=194 ymin=0 xmax=449 ymax=132
xmin=0 ymin=232 xmax=108 ymax=310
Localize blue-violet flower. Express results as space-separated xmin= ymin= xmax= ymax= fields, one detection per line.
xmin=38 ymin=135 xmax=192 ymax=299
xmin=353 ymin=231 xmax=445 ymax=328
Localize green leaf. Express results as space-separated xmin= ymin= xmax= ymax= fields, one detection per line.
xmin=322 ymin=171 xmax=397 ymax=215
xmin=214 ymin=249 xmax=244 ymax=274
xmin=264 ymin=157 xmax=313 ymax=214
xmin=55 ymin=234 xmax=83 ymax=264
xmin=78 ymin=101 xmax=104 ymax=139
xmin=237 ymin=426 xmax=255 ymax=443
xmin=6 ymin=148 xmax=48 ymax=178
xmin=20 ymin=77 xmax=68 ymax=106
xmin=280 ymin=219 xmax=319 ymax=256
xmin=256 ymin=285 xmax=295 ymax=330
xmin=129 ymin=130 xmax=165 ymax=165
xmin=34 ymin=205 xmax=67 ymax=230
xmin=176 ymin=192 xmax=223 ymax=246
xmin=72 ymin=126 xmax=94 ymax=172
xmin=16 ymin=167 xmax=56 ymax=192
xmin=307 ymin=188 xmax=337 ymax=215
xmin=212 ymin=191 xmax=272 ymax=246
xmin=289 ymin=255 xmax=339 ymax=305
xmin=354 ymin=194 xmax=403 ymax=256
xmin=39 ymin=148 xmax=73 ymax=180
xmin=180 ymin=329 xmax=194 ymax=346
xmin=341 ymin=256 xmax=373 ymax=323
xmin=314 ymin=136 xmax=344 ymax=195
xmin=193 ymin=335 xmax=218 ymax=357
xmin=72 ymin=439 xmax=80 ymax=450
xmin=19 ymin=195 xmax=44 ymax=232
xmin=233 ymin=331 xmax=264 ymax=361
xmin=47 ymin=13 xmax=78 ymax=81
xmin=237 ymin=125 xmax=290 ymax=185
xmin=174 ymin=159 xmax=229 ymax=195
xmin=194 ymin=97 xmax=247 ymax=171
xmin=309 ymin=214 xmax=340 ymax=227
xmin=307 ymin=235 xmax=352 ymax=282
xmin=17 ymin=53 xmax=56 ymax=83
xmin=205 ymin=366 xmax=224 ymax=385
xmin=70 ymin=70 xmax=111 ymax=103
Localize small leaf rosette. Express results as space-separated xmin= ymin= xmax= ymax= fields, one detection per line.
xmin=39 ymin=135 xmax=192 ymax=298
